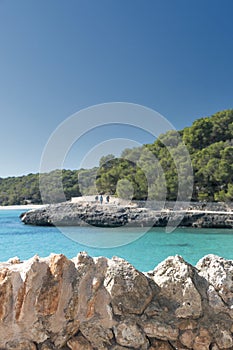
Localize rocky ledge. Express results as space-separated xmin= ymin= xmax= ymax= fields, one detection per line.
xmin=1 ymin=253 xmax=233 ymax=349
xmin=20 ymin=202 xmax=233 ymax=228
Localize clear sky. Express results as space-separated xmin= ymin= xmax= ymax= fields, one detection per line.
xmin=0 ymin=0 xmax=233 ymax=177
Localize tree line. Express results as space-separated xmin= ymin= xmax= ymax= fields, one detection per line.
xmin=0 ymin=109 xmax=232 ymax=205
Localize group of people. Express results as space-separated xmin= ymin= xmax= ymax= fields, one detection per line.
xmin=95 ymin=195 xmax=110 ymax=204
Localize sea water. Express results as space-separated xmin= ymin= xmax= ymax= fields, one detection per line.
xmin=0 ymin=210 xmax=233 ymax=271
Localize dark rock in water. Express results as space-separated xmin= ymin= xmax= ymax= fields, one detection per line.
xmin=20 ymin=201 xmax=233 ymax=228
xmin=20 ymin=202 xmax=157 ymax=227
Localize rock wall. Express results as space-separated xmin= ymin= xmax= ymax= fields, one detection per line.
xmin=1 ymin=253 xmax=233 ymax=349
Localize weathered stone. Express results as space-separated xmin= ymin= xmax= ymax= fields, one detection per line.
xmin=169 ymin=340 xmax=189 ymax=350
xmin=144 ymin=301 xmax=163 ymax=317
xmin=40 ymin=342 xmax=56 ymax=350
xmin=67 ymin=335 xmax=93 ymax=350
xmin=114 ymin=320 xmax=148 ymax=349
xmin=180 ymin=329 xmax=196 ymax=348
xmin=79 ymin=319 xmax=113 ymax=348
xmin=0 ymin=268 xmax=13 ymax=322
xmin=73 ymin=255 xmax=115 ymax=340
xmin=207 ymin=285 xmax=226 ymax=311
xmin=152 ymin=255 xmax=202 ymax=318
xmin=178 ymin=319 xmax=197 ymax=330
xmin=214 ymin=329 xmax=233 ymax=349
xmin=104 ymin=257 xmax=152 ymax=315
xmin=142 ymin=320 xmax=178 ymax=341
xmin=6 ymin=340 xmax=37 ymax=350
xmin=7 ymin=256 xmax=21 ymax=264
xmin=2 ymin=253 xmax=233 ymax=349
xmin=149 ymin=339 xmax=174 ymax=350
xmin=193 ymin=328 xmax=211 ymax=350
xmin=196 ymin=255 xmax=233 ymax=308
xmin=42 ymin=255 xmax=80 ymax=347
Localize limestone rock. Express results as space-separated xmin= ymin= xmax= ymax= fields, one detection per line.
xmin=114 ymin=320 xmax=148 ymax=349
xmin=20 ymin=201 xmax=233 ymax=228
xmin=104 ymin=257 xmax=152 ymax=315
xmin=6 ymin=340 xmax=37 ymax=350
xmin=149 ymin=339 xmax=174 ymax=350
xmin=79 ymin=319 xmax=113 ymax=348
xmin=67 ymin=335 xmax=93 ymax=350
xmin=168 ymin=340 xmax=189 ymax=350
xmin=0 ymin=253 xmax=233 ymax=349
xmin=178 ymin=319 xmax=197 ymax=330
xmin=179 ymin=329 xmax=196 ymax=348
xmin=142 ymin=320 xmax=178 ymax=341
xmin=152 ymin=255 xmax=202 ymax=318
xmin=214 ymin=329 xmax=233 ymax=349
xmin=197 ymin=254 xmax=233 ymax=307
xmin=193 ymin=328 xmax=211 ymax=350
xmin=40 ymin=342 xmax=56 ymax=350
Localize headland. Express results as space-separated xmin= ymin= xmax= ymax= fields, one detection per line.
xmin=20 ymin=201 xmax=233 ymax=228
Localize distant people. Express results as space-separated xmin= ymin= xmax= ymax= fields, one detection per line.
xmin=106 ymin=195 xmax=110 ymax=203
xmin=100 ymin=195 xmax=103 ymax=204
xmin=95 ymin=195 xmax=98 ymax=201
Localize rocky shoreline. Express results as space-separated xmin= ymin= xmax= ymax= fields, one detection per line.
xmin=1 ymin=252 xmax=233 ymax=349
xmin=20 ymin=201 xmax=233 ymax=228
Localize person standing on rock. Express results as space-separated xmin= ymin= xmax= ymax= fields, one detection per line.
xmin=100 ymin=195 xmax=103 ymax=204
xmin=106 ymin=195 xmax=110 ymax=203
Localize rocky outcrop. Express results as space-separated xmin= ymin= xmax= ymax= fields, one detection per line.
xmin=20 ymin=202 xmax=233 ymax=228
xmin=1 ymin=253 xmax=233 ymax=349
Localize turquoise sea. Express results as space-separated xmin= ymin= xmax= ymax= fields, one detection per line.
xmin=1 ymin=210 xmax=233 ymax=271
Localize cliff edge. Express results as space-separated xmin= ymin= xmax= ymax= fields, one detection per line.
xmin=0 ymin=253 xmax=233 ymax=349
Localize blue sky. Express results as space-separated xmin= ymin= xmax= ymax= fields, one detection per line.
xmin=0 ymin=0 xmax=233 ymax=177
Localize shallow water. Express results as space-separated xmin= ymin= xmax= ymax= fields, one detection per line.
xmin=0 ymin=210 xmax=233 ymax=271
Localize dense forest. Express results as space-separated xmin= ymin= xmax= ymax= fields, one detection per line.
xmin=0 ymin=109 xmax=232 ymax=205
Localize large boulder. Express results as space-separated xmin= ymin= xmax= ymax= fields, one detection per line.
xmin=151 ymin=255 xmax=202 ymax=319
xmin=104 ymin=257 xmax=153 ymax=315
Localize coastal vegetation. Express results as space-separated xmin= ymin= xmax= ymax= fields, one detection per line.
xmin=0 ymin=109 xmax=232 ymax=205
